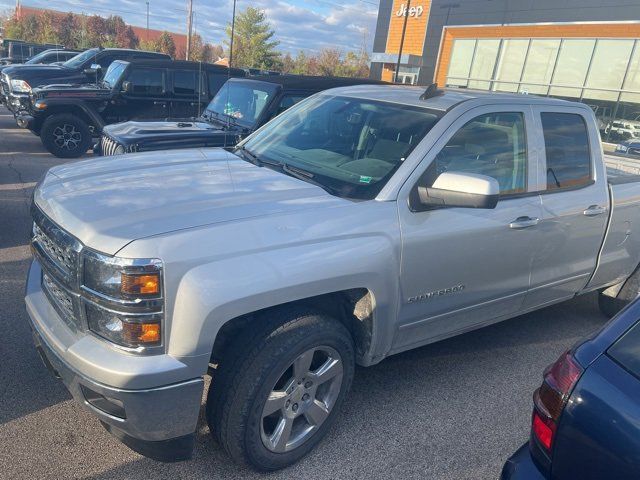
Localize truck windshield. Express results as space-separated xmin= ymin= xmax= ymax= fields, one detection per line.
xmin=25 ymin=50 xmax=53 ymax=64
xmin=102 ymin=62 xmax=127 ymax=90
xmin=240 ymin=94 xmax=442 ymax=199
xmin=63 ymin=48 xmax=98 ymax=69
xmin=205 ymin=81 xmax=277 ymax=128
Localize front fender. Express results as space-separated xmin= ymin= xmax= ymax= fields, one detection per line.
xmin=169 ymin=235 xmax=399 ymax=370
xmin=38 ymin=99 xmax=105 ymax=130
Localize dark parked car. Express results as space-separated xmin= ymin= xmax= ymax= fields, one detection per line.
xmin=97 ymin=75 xmax=385 ymax=156
xmin=1 ymin=47 xmax=170 ymax=113
xmin=502 ymin=294 xmax=640 ymax=479
xmin=18 ymin=59 xmax=246 ymax=158
xmin=0 ymin=40 xmax=64 ymax=65
xmin=0 ymin=49 xmax=82 ymax=76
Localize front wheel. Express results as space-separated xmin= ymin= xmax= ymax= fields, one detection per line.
xmin=40 ymin=113 xmax=92 ymax=158
xmin=207 ymin=308 xmax=355 ymax=471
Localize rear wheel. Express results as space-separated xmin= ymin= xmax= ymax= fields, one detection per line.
xmin=207 ymin=308 xmax=355 ymax=471
xmin=598 ymin=266 xmax=640 ymax=317
xmin=40 ymin=113 xmax=92 ymax=158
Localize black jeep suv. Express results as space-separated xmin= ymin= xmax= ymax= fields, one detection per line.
xmin=19 ymin=59 xmax=246 ymax=158
xmin=1 ymin=47 xmax=170 ymax=114
xmin=97 ymin=75 xmax=385 ymax=156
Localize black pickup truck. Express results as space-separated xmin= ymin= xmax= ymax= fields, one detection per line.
xmin=97 ymin=75 xmax=385 ymax=156
xmin=1 ymin=47 xmax=170 ymax=114
xmin=19 ymin=59 xmax=246 ymax=158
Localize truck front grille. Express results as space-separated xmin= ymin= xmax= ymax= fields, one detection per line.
xmin=101 ymin=134 xmax=126 ymax=156
xmin=42 ymin=273 xmax=81 ymax=331
xmin=31 ymin=206 xmax=84 ymax=331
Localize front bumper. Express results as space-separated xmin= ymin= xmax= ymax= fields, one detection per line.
xmin=6 ymin=92 xmax=29 ymax=114
xmin=16 ymin=112 xmax=35 ymax=130
xmin=25 ymin=260 xmax=204 ymax=461
xmin=501 ymin=443 xmax=547 ymax=480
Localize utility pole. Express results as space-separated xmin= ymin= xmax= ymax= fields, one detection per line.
xmin=146 ymin=1 xmax=150 ymax=41
xmin=394 ymin=0 xmax=411 ymax=83
xmin=186 ymin=0 xmax=193 ymax=61
xmin=229 ymin=0 xmax=237 ymax=67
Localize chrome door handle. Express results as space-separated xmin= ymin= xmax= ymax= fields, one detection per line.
xmin=509 ymin=216 xmax=540 ymax=229
xmin=583 ymin=205 xmax=607 ymax=216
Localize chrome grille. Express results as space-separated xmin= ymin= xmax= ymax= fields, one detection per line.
xmin=101 ymin=134 xmax=125 ymax=156
xmin=42 ymin=273 xmax=80 ymax=331
xmin=33 ymin=223 xmax=76 ymax=275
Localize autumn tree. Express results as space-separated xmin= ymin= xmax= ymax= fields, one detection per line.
xmin=225 ymin=7 xmax=280 ymax=69
xmin=157 ymin=31 xmax=176 ymax=58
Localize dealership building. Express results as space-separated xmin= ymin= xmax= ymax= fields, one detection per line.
xmin=370 ymin=0 xmax=640 ymax=141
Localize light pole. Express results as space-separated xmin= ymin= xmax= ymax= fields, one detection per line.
xmin=440 ymin=2 xmax=460 ymax=26
xmin=146 ymin=1 xmax=150 ymax=41
xmin=186 ymin=0 xmax=193 ymax=60
xmin=394 ymin=0 xmax=411 ymax=83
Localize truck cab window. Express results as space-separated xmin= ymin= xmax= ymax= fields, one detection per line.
xmin=431 ymin=112 xmax=527 ymax=195
xmin=541 ymin=112 xmax=591 ymax=190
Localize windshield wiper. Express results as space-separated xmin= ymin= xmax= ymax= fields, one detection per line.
xmin=235 ymin=145 xmax=280 ymax=168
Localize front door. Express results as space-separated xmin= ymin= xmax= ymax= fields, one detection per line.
xmin=120 ymin=66 xmax=169 ymax=120
xmin=523 ymin=108 xmax=610 ymax=308
xmin=395 ymin=106 xmax=542 ymax=350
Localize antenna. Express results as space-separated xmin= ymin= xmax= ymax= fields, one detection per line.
xmin=419 ymin=83 xmax=444 ymax=100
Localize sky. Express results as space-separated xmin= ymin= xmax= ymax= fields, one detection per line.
xmin=0 ymin=0 xmax=380 ymax=55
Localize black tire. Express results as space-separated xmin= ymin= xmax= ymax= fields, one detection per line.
xmin=598 ymin=266 xmax=640 ymax=317
xmin=207 ymin=307 xmax=355 ymax=471
xmin=40 ymin=113 xmax=92 ymax=158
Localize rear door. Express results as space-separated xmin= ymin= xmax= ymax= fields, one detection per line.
xmin=523 ymin=107 xmax=609 ymax=308
xmin=170 ymin=69 xmax=207 ymax=118
xmin=120 ymin=66 xmax=169 ymax=120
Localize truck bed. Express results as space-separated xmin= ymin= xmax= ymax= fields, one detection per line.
xmin=605 ymin=154 xmax=640 ymax=185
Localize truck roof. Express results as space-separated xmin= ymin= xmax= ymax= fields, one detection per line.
xmin=112 ymin=58 xmax=245 ymax=75
xmin=321 ymin=84 xmax=580 ymax=112
xmin=232 ymin=74 xmax=387 ymax=91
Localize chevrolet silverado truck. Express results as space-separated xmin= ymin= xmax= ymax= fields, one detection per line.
xmin=96 ymin=75 xmax=385 ymax=156
xmin=25 ymin=85 xmax=640 ymax=471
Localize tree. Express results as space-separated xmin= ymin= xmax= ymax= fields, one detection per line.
xmin=157 ymin=31 xmax=176 ymax=58
xmin=281 ymin=52 xmax=295 ymax=74
xmin=139 ymin=39 xmax=160 ymax=52
xmin=225 ymin=7 xmax=280 ymax=69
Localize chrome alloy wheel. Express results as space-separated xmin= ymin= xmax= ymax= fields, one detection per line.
xmin=260 ymin=346 xmax=343 ymax=453
xmin=52 ymin=124 xmax=82 ymax=151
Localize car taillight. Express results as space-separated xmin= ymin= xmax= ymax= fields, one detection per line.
xmin=532 ymin=351 xmax=583 ymax=452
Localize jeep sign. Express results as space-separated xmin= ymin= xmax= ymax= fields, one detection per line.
xmin=395 ymin=3 xmax=424 ymax=18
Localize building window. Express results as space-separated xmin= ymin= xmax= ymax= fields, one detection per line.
xmin=519 ymin=39 xmax=561 ymax=95
xmin=447 ymin=39 xmax=476 ymax=87
xmin=493 ymin=39 xmax=529 ymax=93
xmin=549 ymin=39 xmax=595 ymax=99
xmin=468 ymin=39 xmax=500 ymax=90
xmin=583 ymin=40 xmax=635 ymax=102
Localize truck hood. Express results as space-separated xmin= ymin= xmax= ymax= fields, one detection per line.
xmin=4 ymin=64 xmax=84 ymax=89
xmin=103 ymin=119 xmax=230 ymax=148
xmin=33 ymin=83 xmax=108 ymax=98
xmin=34 ymin=148 xmax=343 ymax=255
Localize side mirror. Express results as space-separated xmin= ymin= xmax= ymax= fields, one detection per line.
xmin=83 ymin=63 xmax=101 ymax=76
xmin=415 ymin=171 xmax=500 ymax=210
xmin=121 ymin=81 xmax=132 ymax=93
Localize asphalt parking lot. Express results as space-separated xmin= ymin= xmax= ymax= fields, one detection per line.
xmin=0 ymin=105 xmax=611 ymax=479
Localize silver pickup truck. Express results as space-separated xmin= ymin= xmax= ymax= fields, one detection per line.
xmin=25 ymin=86 xmax=640 ymax=470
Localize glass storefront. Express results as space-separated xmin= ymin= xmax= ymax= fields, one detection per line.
xmin=445 ymin=37 xmax=640 ymax=144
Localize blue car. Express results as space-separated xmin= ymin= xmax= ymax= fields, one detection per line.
xmin=614 ymin=140 xmax=640 ymax=157
xmin=502 ymin=297 xmax=640 ymax=479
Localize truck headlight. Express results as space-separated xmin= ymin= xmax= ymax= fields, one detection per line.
xmin=10 ymin=79 xmax=31 ymax=93
xmin=82 ymin=251 xmax=164 ymax=349
xmin=616 ymin=145 xmax=628 ymax=153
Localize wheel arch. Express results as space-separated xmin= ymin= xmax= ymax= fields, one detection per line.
xmin=210 ymin=289 xmax=377 ymax=368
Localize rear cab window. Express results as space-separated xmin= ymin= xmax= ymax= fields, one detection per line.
xmin=541 ymin=112 xmax=592 ymax=190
